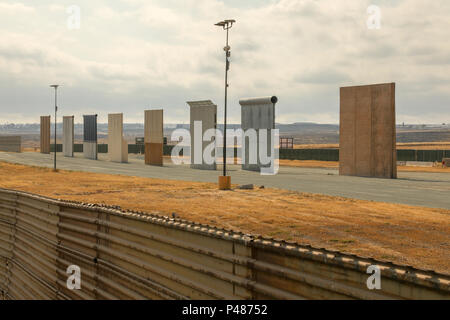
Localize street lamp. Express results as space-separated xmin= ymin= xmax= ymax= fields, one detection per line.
xmin=215 ymin=19 xmax=235 ymax=190
xmin=50 ymin=85 xmax=59 ymax=171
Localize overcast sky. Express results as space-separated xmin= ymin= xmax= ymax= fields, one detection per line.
xmin=0 ymin=0 xmax=449 ymax=124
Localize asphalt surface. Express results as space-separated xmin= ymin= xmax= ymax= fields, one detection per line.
xmin=0 ymin=152 xmax=449 ymax=209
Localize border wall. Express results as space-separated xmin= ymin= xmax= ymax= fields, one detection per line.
xmin=0 ymin=136 xmax=21 ymax=153
xmin=48 ymin=145 xmax=450 ymax=163
xmin=0 ymin=189 xmax=449 ymax=300
xmin=144 ymin=110 xmax=164 ymax=166
xmin=63 ymin=116 xmax=74 ymax=158
xmin=340 ymin=83 xmax=397 ymax=178
xmin=40 ymin=116 xmax=51 ymax=154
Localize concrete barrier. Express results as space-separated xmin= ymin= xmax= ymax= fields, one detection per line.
xmin=340 ymin=83 xmax=397 ymax=179
xmin=0 ymin=136 xmax=21 ymax=153
xmin=40 ymin=116 xmax=51 ymax=154
xmin=0 ymin=189 xmax=448 ymax=300
xmin=188 ymin=100 xmax=217 ymax=170
xmin=240 ymin=96 xmax=278 ymax=172
xmin=144 ymin=110 xmax=163 ymax=166
xmin=108 ymin=113 xmax=128 ymax=163
xmin=83 ymin=115 xmax=98 ymax=160
xmin=63 ymin=116 xmax=74 ymax=157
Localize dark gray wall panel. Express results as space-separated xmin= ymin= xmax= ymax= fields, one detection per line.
xmin=83 ymin=115 xmax=98 ymax=142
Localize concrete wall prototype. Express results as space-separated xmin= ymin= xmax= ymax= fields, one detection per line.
xmin=144 ymin=110 xmax=163 ymax=166
xmin=240 ymin=96 xmax=278 ymax=172
xmin=40 ymin=116 xmax=51 ymax=154
xmin=83 ymin=115 xmax=98 ymax=160
xmin=340 ymin=83 xmax=397 ymax=179
xmin=0 ymin=136 xmax=21 ymax=153
xmin=108 ymin=113 xmax=128 ymax=163
xmin=188 ymin=100 xmax=217 ymax=170
xmin=63 ymin=116 xmax=74 ymax=157
xmin=1 ymin=188 xmax=449 ymax=300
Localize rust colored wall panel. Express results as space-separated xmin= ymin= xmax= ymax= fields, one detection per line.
xmin=144 ymin=110 xmax=163 ymax=165
xmin=145 ymin=143 xmax=163 ymax=166
xmin=40 ymin=116 xmax=51 ymax=154
xmin=340 ymin=83 xmax=396 ymax=179
xmin=144 ymin=110 xmax=163 ymax=144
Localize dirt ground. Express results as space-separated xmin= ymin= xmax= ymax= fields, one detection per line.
xmin=0 ymin=161 xmax=448 ymax=274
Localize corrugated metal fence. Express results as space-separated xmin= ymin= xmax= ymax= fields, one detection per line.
xmin=1 ymin=189 xmax=448 ymax=300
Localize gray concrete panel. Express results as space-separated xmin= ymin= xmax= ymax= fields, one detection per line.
xmin=83 ymin=142 xmax=97 ymax=160
xmin=63 ymin=116 xmax=74 ymax=157
xmin=240 ymin=96 xmax=277 ymax=172
xmin=187 ymin=100 xmax=217 ymax=170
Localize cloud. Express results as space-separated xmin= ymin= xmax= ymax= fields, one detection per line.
xmin=0 ymin=0 xmax=449 ymax=125
xmin=0 ymin=2 xmax=34 ymax=14
xmin=294 ymin=69 xmax=351 ymax=84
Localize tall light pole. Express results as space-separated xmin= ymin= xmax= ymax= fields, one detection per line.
xmin=50 ymin=85 xmax=59 ymax=172
xmin=215 ymin=19 xmax=235 ymax=190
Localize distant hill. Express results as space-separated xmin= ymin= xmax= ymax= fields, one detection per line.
xmin=1 ymin=122 xmax=449 ymax=145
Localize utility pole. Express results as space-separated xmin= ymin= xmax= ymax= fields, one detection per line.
xmin=50 ymin=85 xmax=59 ymax=171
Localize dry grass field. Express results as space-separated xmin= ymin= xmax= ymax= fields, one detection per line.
xmin=0 ymin=161 xmax=449 ymax=274
xmin=294 ymin=142 xmax=450 ymax=150
xmin=279 ymin=160 xmax=450 ymax=173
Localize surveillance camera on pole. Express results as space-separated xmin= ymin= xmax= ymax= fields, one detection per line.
xmin=50 ymin=84 xmax=59 ymax=172
xmin=215 ymin=19 xmax=235 ymax=190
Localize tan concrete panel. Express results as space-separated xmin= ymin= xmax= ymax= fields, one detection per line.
xmin=40 ymin=116 xmax=51 ymax=154
xmin=108 ymin=113 xmax=128 ymax=163
xmin=339 ymin=83 xmax=396 ymax=179
xmin=144 ymin=110 xmax=163 ymax=144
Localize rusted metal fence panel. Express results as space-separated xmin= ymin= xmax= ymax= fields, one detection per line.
xmin=0 ymin=189 xmax=449 ymax=300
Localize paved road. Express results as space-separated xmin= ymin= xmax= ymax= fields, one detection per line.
xmin=1 ymin=152 xmax=449 ymax=209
